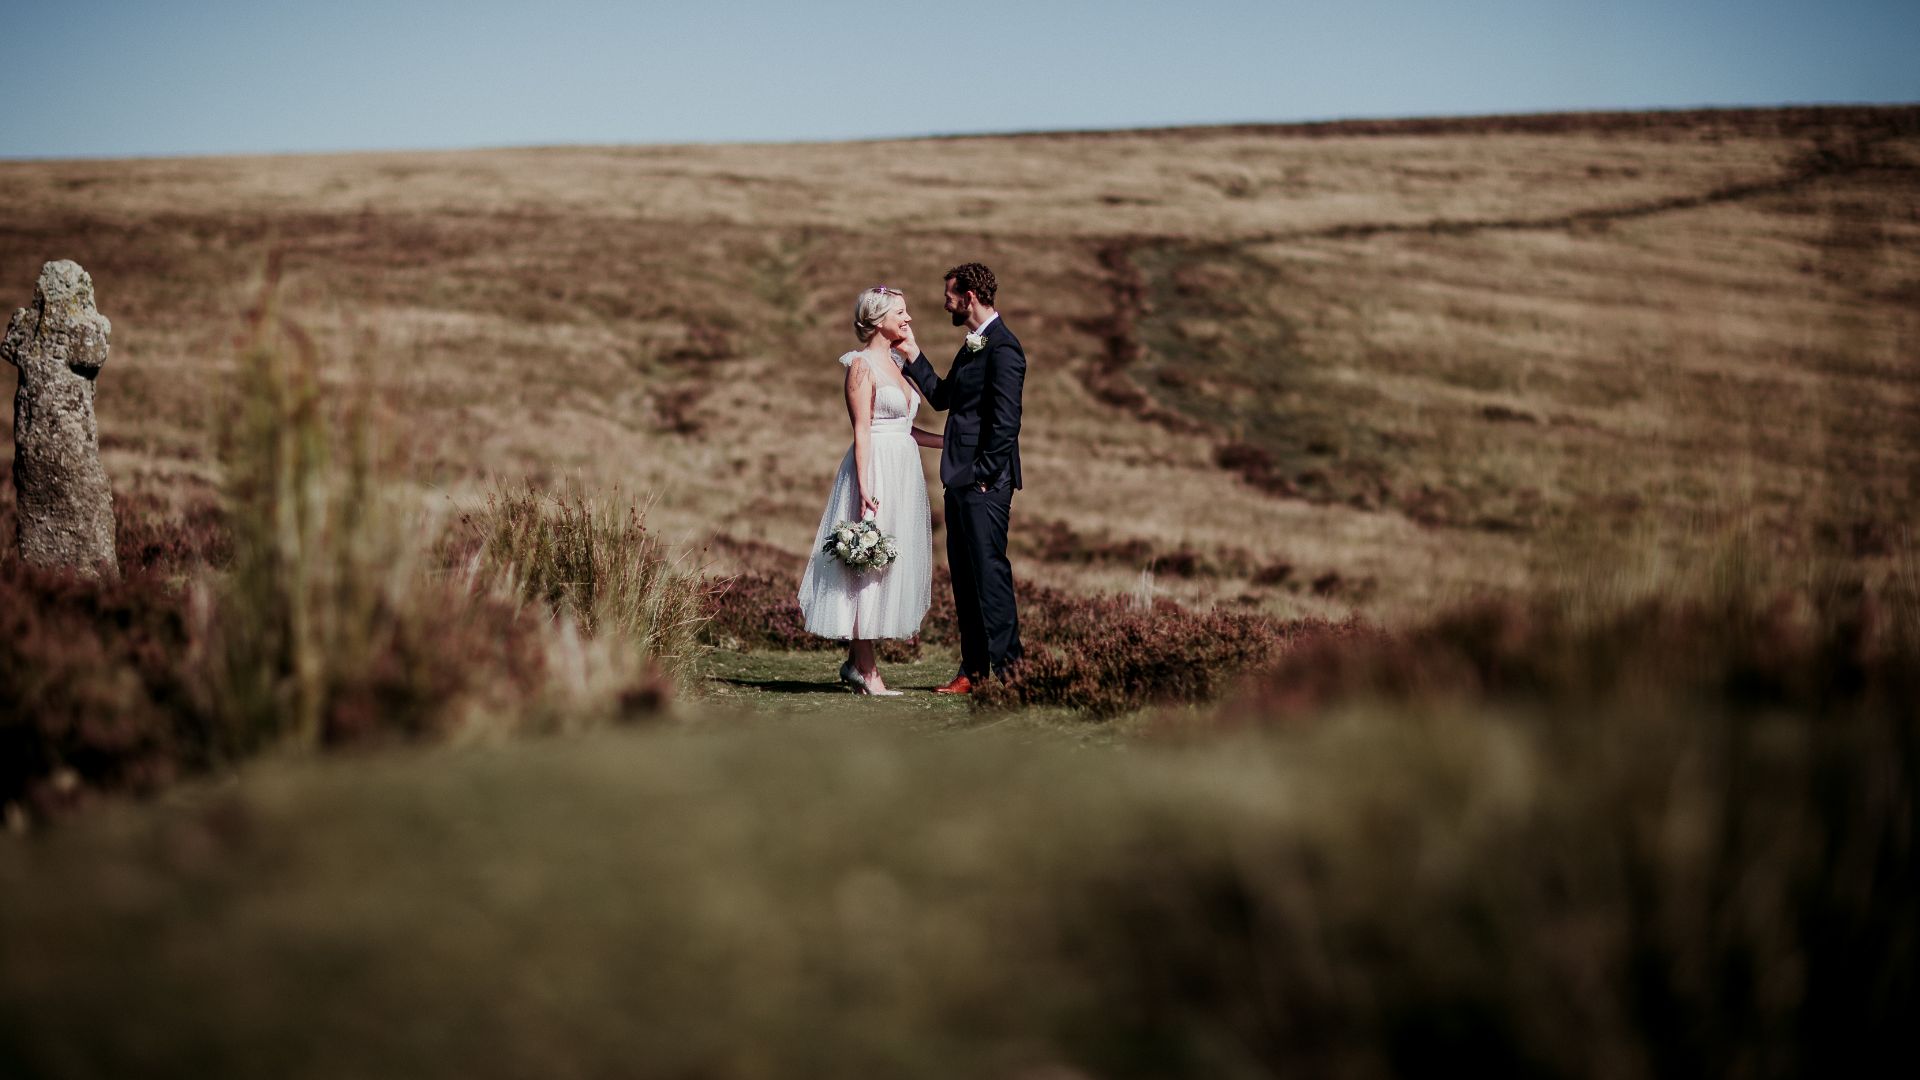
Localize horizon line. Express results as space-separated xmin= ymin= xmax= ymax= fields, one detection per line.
xmin=4 ymin=99 xmax=1916 ymax=165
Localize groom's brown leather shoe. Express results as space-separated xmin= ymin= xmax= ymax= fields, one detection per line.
xmin=933 ymin=674 xmax=972 ymax=695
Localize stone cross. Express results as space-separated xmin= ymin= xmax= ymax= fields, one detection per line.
xmin=2 ymin=260 xmax=117 ymax=579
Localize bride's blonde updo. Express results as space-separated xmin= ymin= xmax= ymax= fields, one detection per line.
xmin=853 ymin=285 xmax=904 ymax=343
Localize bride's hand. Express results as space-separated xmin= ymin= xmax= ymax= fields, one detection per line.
xmin=861 ymin=490 xmax=881 ymax=516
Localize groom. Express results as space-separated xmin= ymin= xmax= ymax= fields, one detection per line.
xmin=898 ymin=262 xmax=1025 ymax=693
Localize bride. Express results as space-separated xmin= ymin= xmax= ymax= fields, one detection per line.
xmin=796 ymin=286 xmax=941 ymax=695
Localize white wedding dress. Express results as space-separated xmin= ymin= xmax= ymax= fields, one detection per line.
xmin=797 ymin=349 xmax=933 ymax=640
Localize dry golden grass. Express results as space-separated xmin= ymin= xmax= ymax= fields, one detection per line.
xmin=2 ymin=106 xmax=1914 ymax=619
xmin=4 ymin=107 xmax=1919 ymax=1079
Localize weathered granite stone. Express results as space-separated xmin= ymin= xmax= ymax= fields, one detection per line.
xmin=2 ymin=260 xmax=117 ymax=578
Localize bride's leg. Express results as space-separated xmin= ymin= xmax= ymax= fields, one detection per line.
xmin=848 ymin=599 xmax=897 ymax=693
xmin=849 ymin=638 xmax=896 ymax=693
xmin=849 ymin=603 xmax=867 ymax=674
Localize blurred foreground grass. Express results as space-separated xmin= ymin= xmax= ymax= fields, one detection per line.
xmin=4 ymin=676 xmax=1912 ymax=1078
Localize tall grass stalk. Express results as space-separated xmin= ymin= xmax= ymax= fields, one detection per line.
xmin=210 ymin=273 xmax=446 ymax=752
xmin=1894 ymin=526 xmax=1920 ymax=644
xmin=461 ymin=481 xmax=710 ymax=692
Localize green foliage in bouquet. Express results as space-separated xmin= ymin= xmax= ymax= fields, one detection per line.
xmin=823 ymin=518 xmax=898 ymax=573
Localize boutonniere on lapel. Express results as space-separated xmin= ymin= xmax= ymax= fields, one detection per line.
xmin=964 ymin=331 xmax=987 ymax=352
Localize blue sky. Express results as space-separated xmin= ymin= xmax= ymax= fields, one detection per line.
xmin=2 ymin=0 xmax=1915 ymax=158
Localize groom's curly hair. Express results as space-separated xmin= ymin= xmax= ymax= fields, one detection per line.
xmin=945 ymin=262 xmax=997 ymax=306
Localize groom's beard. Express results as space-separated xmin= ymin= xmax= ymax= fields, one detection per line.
xmin=951 ymin=308 xmax=967 ymax=327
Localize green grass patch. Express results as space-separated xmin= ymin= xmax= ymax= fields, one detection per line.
xmin=694 ymin=647 xmax=1144 ymax=742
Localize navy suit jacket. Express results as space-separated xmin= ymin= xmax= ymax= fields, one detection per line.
xmin=902 ymin=317 xmax=1025 ymax=491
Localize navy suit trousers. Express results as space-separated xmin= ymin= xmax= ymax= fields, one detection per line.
xmin=945 ymin=480 xmax=1023 ymax=679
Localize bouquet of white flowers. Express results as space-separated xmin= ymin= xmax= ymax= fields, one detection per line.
xmin=824 ymin=517 xmax=898 ymax=573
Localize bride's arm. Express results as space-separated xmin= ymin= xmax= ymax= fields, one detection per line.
xmin=845 ymin=361 xmax=881 ymax=516
xmin=911 ymin=427 xmax=944 ymax=450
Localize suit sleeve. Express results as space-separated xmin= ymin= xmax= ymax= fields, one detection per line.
xmin=902 ymin=354 xmax=954 ymax=411
xmin=972 ymin=340 xmax=1025 ymax=487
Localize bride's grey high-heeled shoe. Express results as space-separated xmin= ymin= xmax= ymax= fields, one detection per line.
xmin=841 ymin=659 xmax=903 ymax=697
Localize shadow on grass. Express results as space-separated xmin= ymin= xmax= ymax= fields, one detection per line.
xmin=713 ymin=677 xmax=851 ymax=695
xmin=713 ymin=677 xmax=962 ymax=696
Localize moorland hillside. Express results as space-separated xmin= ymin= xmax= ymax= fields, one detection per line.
xmin=2 ymin=105 xmax=1915 ymax=617
xmin=5 ymin=108 xmax=1920 ymax=1080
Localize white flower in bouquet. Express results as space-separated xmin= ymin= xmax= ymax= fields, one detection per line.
xmin=823 ymin=517 xmax=898 ymax=574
